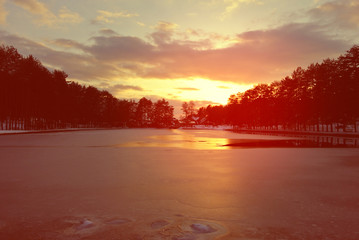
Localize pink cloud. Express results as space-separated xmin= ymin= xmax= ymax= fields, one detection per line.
xmin=76 ymin=22 xmax=348 ymax=83
xmin=141 ymin=23 xmax=348 ymax=83
xmin=0 ymin=20 xmax=350 ymax=86
xmin=0 ymin=30 xmax=118 ymax=81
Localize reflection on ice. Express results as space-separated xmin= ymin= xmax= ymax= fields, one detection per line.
xmin=119 ymin=135 xmax=229 ymax=150
xmin=118 ymin=130 xmax=359 ymax=149
xmin=225 ymin=137 xmax=359 ymax=148
xmin=116 ymin=129 xmax=232 ymax=149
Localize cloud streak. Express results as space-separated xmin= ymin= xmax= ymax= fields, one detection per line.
xmin=99 ymin=28 xmax=118 ymax=36
xmin=176 ymin=88 xmax=200 ymax=91
xmin=202 ymin=0 xmax=261 ymax=20
xmin=221 ymin=0 xmax=259 ymax=19
xmin=110 ymin=84 xmax=144 ymax=92
xmin=92 ymin=10 xmax=138 ymax=24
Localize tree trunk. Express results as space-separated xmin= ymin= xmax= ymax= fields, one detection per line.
xmin=354 ymin=121 xmax=357 ymax=133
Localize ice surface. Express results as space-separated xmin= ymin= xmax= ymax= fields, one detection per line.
xmin=172 ymin=234 xmax=196 ymax=240
xmin=191 ymin=223 xmax=217 ymax=233
xmin=105 ymin=218 xmax=131 ymax=225
xmin=77 ymin=219 xmax=94 ymax=230
xmin=0 ymin=129 xmax=358 ymax=240
xmin=151 ymin=219 xmax=170 ymax=229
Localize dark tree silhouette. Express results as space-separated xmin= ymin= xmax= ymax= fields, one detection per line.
xmin=198 ymin=44 xmax=359 ymax=133
xmin=0 ymin=45 xmax=176 ymax=130
xmin=152 ymin=99 xmax=174 ymax=128
xmin=181 ymin=101 xmax=196 ymax=125
xmin=135 ymin=97 xmax=153 ymax=127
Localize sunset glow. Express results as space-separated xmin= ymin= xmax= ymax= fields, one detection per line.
xmin=110 ymin=77 xmax=253 ymax=105
xmin=1 ymin=1 xmax=359 ymax=238
xmin=1 ymin=0 xmax=358 ymax=110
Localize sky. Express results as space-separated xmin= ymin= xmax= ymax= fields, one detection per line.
xmin=0 ymin=0 xmax=358 ymax=114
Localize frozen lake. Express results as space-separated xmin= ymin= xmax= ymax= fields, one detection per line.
xmin=0 ymin=129 xmax=358 ymax=239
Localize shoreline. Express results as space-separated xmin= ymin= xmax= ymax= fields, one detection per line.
xmin=2 ymin=126 xmax=359 ymax=139
xmin=231 ymin=128 xmax=359 ymax=138
xmin=0 ymin=128 xmax=110 ymax=136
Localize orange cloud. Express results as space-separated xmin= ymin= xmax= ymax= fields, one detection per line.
xmin=12 ymin=0 xmax=51 ymax=15
xmin=99 ymin=28 xmax=118 ymax=36
xmin=11 ymin=0 xmax=82 ymax=26
xmin=57 ymin=7 xmax=82 ymax=24
xmin=201 ymin=0 xmax=261 ymax=20
xmin=0 ymin=0 xmax=7 ymax=24
xmin=92 ymin=10 xmax=138 ymax=24
xmin=221 ymin=0 xmax=259 ymax=19
xmin=155 ymin=21 xmax=178 ymax=31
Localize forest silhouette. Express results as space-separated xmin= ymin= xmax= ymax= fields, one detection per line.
xmin=0 ymin=45 xmax=175 ymax=130
xmin=1 ymin=44 xmax=358 ymax=132
xmin=194 ymin=45 xmax=359 ymax=133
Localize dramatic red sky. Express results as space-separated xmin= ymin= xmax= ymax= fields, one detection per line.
xmin=0 ymin=0 xmax=358 ymax=112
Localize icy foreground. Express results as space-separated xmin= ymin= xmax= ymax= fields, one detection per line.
xmin=0 ymin=129 xmax=358 ymax=240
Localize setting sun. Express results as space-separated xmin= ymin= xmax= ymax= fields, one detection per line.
xmin=109 ymin=77 xmax=253 ymax=106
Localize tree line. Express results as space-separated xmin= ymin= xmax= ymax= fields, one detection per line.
xmin=2 ymin=44 xmax=358 ymax=132
xmin=0 ymin=45 xmax=175 ymax=130
xmin=187 ymin=45 xmax=359 ymax=133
